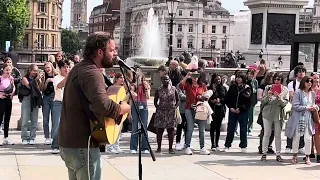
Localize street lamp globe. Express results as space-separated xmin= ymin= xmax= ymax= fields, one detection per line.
xmin=166 ymin=0 xmax=179 ymax=15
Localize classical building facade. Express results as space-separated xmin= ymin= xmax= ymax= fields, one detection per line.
xmin=313 ymin=0 xmax=320 ymax=32
xmin=15 ymin=0 xmax=63 ymax=62
xmin=129 ymin=0 xmax=234 ymax=60
xmin=88 ymin=0 xmax=120 ymax=35
xmin=70 ymin=0 xmax=87 ymax=29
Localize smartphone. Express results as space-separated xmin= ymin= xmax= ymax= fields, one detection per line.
xmin=191 ymin=74 xmax=200 ymax=78
xmin=271 ymin=84 xmax=281 ymax=94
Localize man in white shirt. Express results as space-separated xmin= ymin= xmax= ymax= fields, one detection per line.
xmin=286 ymin=66 xmax=306 ymax=154
xmin=51 ymin=60 xmax=71 ymax=154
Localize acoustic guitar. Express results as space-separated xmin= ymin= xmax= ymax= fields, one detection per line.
xmin=90 ymin=85 xmax=130 ymax=145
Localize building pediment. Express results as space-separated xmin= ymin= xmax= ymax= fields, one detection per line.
xmin=133 ymin=12 xmax=144 ymax=22
xmin=176 ymin=34 xmax=183 ymax=38
xmin=187 ymin=35 xmax=195 ymax=39
xmin=210 ymin=36 xmax=218 ymax=40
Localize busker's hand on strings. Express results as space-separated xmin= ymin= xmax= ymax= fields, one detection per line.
xmin=120 ymin=101 xmax=131 ymax=115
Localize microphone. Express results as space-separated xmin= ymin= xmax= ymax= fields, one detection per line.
xmin=116 ymin=56 xmax=136 ymax=74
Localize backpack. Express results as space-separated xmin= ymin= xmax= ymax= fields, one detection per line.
xmin=293 ymin=80 xmax=296 ymax=92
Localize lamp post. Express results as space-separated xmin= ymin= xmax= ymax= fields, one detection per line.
xmin=210 ymin=44 xmax=214 ymax=60
xmin=224 ymin=35 xmax=227 ymax=58
xmin=166 ymin=0 xmax=179 ymax=61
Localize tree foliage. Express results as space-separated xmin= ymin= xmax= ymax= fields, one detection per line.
xmin=0 ymin=0 xmax=30 ymax=43
xmin=61 ymin=29 xmax=81 ymax=55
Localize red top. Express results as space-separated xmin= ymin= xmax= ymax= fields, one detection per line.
xmin=133 ymin=84 xmax=148 ymax=103
xmin=179 ymin=82 xmax=207 ymax=110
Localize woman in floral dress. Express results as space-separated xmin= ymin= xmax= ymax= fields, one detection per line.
xmin=154 ymin=75 xmax=179 ymax=154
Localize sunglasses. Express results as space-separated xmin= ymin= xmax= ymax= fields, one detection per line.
xmin=274 ymin=78 xmax=281 ymax=81
xmin=306 ymin=79 xmax=313 ymax=83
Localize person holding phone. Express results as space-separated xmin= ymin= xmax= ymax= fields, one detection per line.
xmin=260 ymin=73 xmax=289 ymax=162
xmin=179 ymin=69 xmax=210 ymax=155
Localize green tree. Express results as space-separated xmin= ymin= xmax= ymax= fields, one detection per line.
xmin=61 ymin=29 xmax=81 ymax=55
xmin=0 ymin=0 xmax=30 ymax=44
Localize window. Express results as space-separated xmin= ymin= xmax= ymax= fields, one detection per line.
xmin=51 ymin=35 xmax=55 ymax=49
xmin=212 ymin=25 xmax=216 ymax=33
xmin=190 ymin=11 xmax=193 ymax=16
xmin=201 ymin=39 xmax=205 ymax=49
xmin=37 ymin=34 xmax=46 ymax=48
xmin=178 ymin=10 xmax=182 ymax=16
xmin=52 ymin=4 xmax=55 ymax=14
xmin=178 ymin=24 xmax=182 ymax=32
xmin=223 ymin=26 xmax=227 ymax=34
xmin=222 ymin=40 xmax=226 ymax=49
xmin=202 ymin=25 xmax=205 ymax=33
xmin=177 ymin=39 xmax=182 ymax=48
xmin=37 ymin=18 xmax=47 ymax=29
xmin=38 ymin=2 xmax=46 ymax=13
xmin=189 ymin=24 xmax=193 ymax=32
xmin=167 ymin=38 xmax=170 ymax=47
xmin=51 ymin=18 xmax=55 ymax=29
xmin=23 ymin=34 xmax=29 ymax=48
xmin=210 ymin=40 xmax=216 ymax=49
xmin=187 ymin=39 xmax=193 ymax=48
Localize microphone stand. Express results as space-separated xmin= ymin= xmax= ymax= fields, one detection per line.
xmin=118 ymin=65 xmax=156 ymax=180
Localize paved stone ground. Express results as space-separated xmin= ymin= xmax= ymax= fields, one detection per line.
xmin=0 ymin=97 xmax=320 ymax=180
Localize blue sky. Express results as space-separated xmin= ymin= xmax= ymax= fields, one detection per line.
xmin=62 ymin=0 xmax=314 ymax=28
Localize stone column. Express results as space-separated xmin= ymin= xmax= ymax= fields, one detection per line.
xmin=243 ymin=0 xmax=309 ymax=68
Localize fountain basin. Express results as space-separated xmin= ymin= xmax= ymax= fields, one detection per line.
xmin=126 ymin=57 xmax=167 ymax=67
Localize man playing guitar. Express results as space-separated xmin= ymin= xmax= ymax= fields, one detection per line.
xmin=58 ymin=32 xmax=131 ymax=180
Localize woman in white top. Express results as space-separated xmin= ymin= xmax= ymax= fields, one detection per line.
xmin=51 ymin=60 xmax=71 ymax=154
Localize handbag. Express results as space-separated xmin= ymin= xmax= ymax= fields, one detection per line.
xmin=194 ymin=102 xmax=209 ymax=121
xmin=147 ymin=113 xmax=157 ymax=134
xmin=176 ymin=107 xmax=182 ymax=124
xmin=312 ymin=110 xmax=320 ymax=125
xmin=18 ymin=86 xmax=30 ymax=96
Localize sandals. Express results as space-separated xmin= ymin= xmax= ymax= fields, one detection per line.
xmin=291 ymin=155 xmax=298 ymax=164
xmin=305 ymin=156 xmax=311 ymax=165
xmin=276 ymin=156 xmax=284 ymax=162
xmin=261 ymin=154 xmax=267 ymax=161
xmin=169 ymin=149 xmax=175 ymax=154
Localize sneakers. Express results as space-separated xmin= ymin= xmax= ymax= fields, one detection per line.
xmin=200 ymin=147 xmax=210 ymax=155
xmin=175 ymin=143 xmax=183 ymax=151
xmin=3 ymin=138 xmax=14 ymax=145
xmin=241 ymin=148 xmax=247 ymax=153
xmin=130 ymin=150 xmax=137 ymax=154
xmin=223 ymin=147 xmax=230 ymax=152
xmin=185 ymin=147 xmax=193 ymax=155
xmin=52 ymin=149 xmax=59 ymax=154
xmin=143 ymin=150 xmax=150 ymax=154
xmin=22 ymin=140 xmax=29 ymax=145
xmin=44 ymin=138 xmax=51 ymax=145
xmin=114 ymin=147 xmax=124 ymax=153
xmin=298 ymin=148 xmax=305 ymax=155
xmin=29 ymin=139 xmax=36 ymax=145
xmin=107 ymin=147 xmax=119 ymax=154
xmin=285 ymin=148 xmax=292 ymax=154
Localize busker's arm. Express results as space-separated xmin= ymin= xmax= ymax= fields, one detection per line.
xmin=81 ymin=70 xmax=128 ymax=122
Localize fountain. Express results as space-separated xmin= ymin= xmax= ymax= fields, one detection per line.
xmin=126 ymin=8 xmax=167 ymax=67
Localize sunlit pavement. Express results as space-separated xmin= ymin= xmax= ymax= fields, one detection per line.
xmin=0 ymin=97 xmax=319 ymax=180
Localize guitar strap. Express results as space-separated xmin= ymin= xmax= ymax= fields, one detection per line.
xmin=72 ymin=75 xmax=104 ymax=133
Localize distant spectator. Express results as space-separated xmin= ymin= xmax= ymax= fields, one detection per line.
xmin=157 ymin=65 xmax=168 ymax=78
xmin=169 ymin=60 xmax=183 ymax=86
xmin=7 ymin=46 xmax=18 ymax=67
xmin=73 ymin=55 xmax=80 ymax=64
